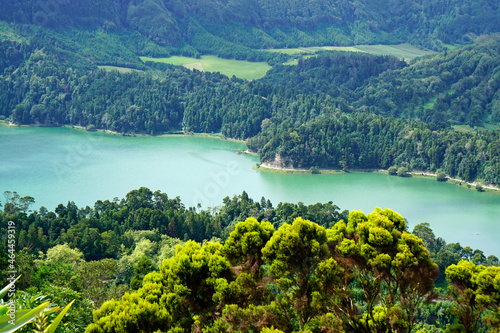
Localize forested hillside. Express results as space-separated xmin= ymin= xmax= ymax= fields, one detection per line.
xmin=0 ymin=0 xmax=498 ymax=52
xmin=248 ymin=112 xmax=500 ymax=184
xmin=1 ymin=189 xmax=499 ymax=332
xmin=261 ymin=40 xmax=500 ymax=126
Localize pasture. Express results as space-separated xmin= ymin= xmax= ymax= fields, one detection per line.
xmin=266 ymin=43 xmax=437 ymax=63
xmin=140 ymin=55 xmax=271 ymax=80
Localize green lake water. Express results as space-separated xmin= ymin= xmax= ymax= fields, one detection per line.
xmin=1 ymin=126 xmax=499 ymax=256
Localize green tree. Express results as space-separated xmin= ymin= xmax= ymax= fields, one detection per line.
xmin=446 ymin=260 xmax=500 ymax=332
xmin=130 ymin=257 xmax=155 ymax=290
xmin=328 ymin=208 xmax=438 ymax=332
xmin=87 ymin=241 xmax=234 ymax=332
xmin=412 ymin=222 xmax=439 ymax=254
xmin=436 ymin=171 xmax=447 ymax=182
xmin=224 ymin=217 xmax=274 ymax=277
xmin=262 ymin=217 xmax=331 ymax=329
xmin=74 ymin=259 xmax=119 ymax=308
xmin=43 ymin=243 xmax=83 ymax=265
xmin=397 ymin=167 xmax=410 ymax=177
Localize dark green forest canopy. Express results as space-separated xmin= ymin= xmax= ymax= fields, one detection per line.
xmin=0 ymin=0 xmax=498 ymax=51
xmin=248 ymin=112 xmax=500 ymax=184
xmin=0 ymin=188 xmax=349 ymax=261
xmin=261 ymin=40 xmax=500 ymax=126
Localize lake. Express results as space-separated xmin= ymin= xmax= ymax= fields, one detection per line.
xmin=1 ymin=126 xmax=499 ymax=256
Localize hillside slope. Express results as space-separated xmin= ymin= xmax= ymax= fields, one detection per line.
xmin=0 ymin=0 xmax=498 ymax=52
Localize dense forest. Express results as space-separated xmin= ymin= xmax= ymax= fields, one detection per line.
xmin=248 ymin=112 xmax=500 ymax=184
xmin=0 ymin=0 xmax=498 ymax=52
xmin=0 ymin=189 xmax=499 ymax=332
xmin=260 ymin=40 xmax=500 ymax=126
xmin=2 ymin=37 xmax=498 ymax=132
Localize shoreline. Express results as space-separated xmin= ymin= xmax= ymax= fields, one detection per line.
xmin=3 ymin=121 xmax=499 ymax=193
xmin=0 ymin=121 xmax=246 ymax=144
xmin=254 ymin=162 xmax=384 ymax=175
xmin=255 ymin=163 xmax=500 ymax=193
xmin=408 ymin=171 xmax=500 ymax=192
xmin=65 ymin=124 xmax=245 ymax=142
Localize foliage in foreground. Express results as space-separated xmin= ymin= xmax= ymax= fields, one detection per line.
xmin=84 ymin=208 xmax=498 ymax=333
xmin=0 ymin=277 xmax=74 ymax=333
xmin=1 ymin=189 xmax=499 ymax=332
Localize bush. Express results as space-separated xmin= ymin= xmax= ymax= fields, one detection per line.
xmin=476 ymin=184 xmax=484 ymax=192
xmin=86 ymin=124 xmax=96 ymax=131
xmin=310 ymin=166 xmax=321 ymax=174
xmin=388 ymin=166 xmax=398 ymax=175
xmin=397 ymin=167 xmax=409 ymax=177
xmin=436 ymin=172 xmax=447 ymax=182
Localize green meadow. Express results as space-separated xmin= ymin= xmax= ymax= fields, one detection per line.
xmin=264 ymin=48 xmax=313 ymax=55
xmin=267 ymin=43 xmax=436 ymax=63
xmin=452 ymin=125 xmax=476 ymax=133
xmin=423 ymin=97 xmax=437 ymax=110
xmin=355 ymin=43 xmax=436 ymax=59
xmin=140 ymin=55 xmax=271 ymax=80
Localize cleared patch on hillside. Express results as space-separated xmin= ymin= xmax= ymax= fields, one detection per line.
xmin=140 ymin=55 xmax=271 ymax=80
xmin=283 ymin=55 xmax=316 ymax=66
xmin=355 ymin=44 xmax=436 ymax=59
xmin=423 ymin=97 xmax=437 ymax=110
xmin=265 ymin=48 xmax=311 ymax=55
xmin=452 ymin=125 xmax=475 ymax=133
xmin=267 ymin=43 xmax=436 ymax=63
xmin=98 ymin=66 xmax=141 ymax=73
xmin=319 ymin=46 xmax=364 ymax=53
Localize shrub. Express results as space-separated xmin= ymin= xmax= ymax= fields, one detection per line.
xmin=310 ymin=166 xmax=321 ymax=174
xmin=436 ymin=172 xmax=447 ymax=181
xmin=397 ymin=167 xmax=409 ymax=177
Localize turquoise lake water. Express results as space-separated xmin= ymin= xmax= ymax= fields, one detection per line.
xmin=1 ymin=126 xmax=499 ymax=255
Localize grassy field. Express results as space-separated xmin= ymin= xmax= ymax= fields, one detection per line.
xmin=98 ymin=66 xmax=141 ymax=73
xmin=355 ymin=44 xmax=436 ymax=59
xmin=266 ymin=43 xmax=436 ymax=62
xmin=318 ymin=46 xmax=364 ymax=53
xmin=483 ymin=123 xmax=500 ymax=131
xmin=452 ymin=124 xmax=500 ymax=133
xmin=264 ymin=48 xmax=312 ymax=55
xmin=141 ymin=55 xmax=200 ymax=66
xmin=140 ymin=55 xmax=271 ymax=80
xmin=452 ymin=125 xmax=476 ymax=133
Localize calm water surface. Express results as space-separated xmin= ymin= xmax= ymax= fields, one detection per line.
xmin=1 ymin=126 xmax=499 ymax=255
